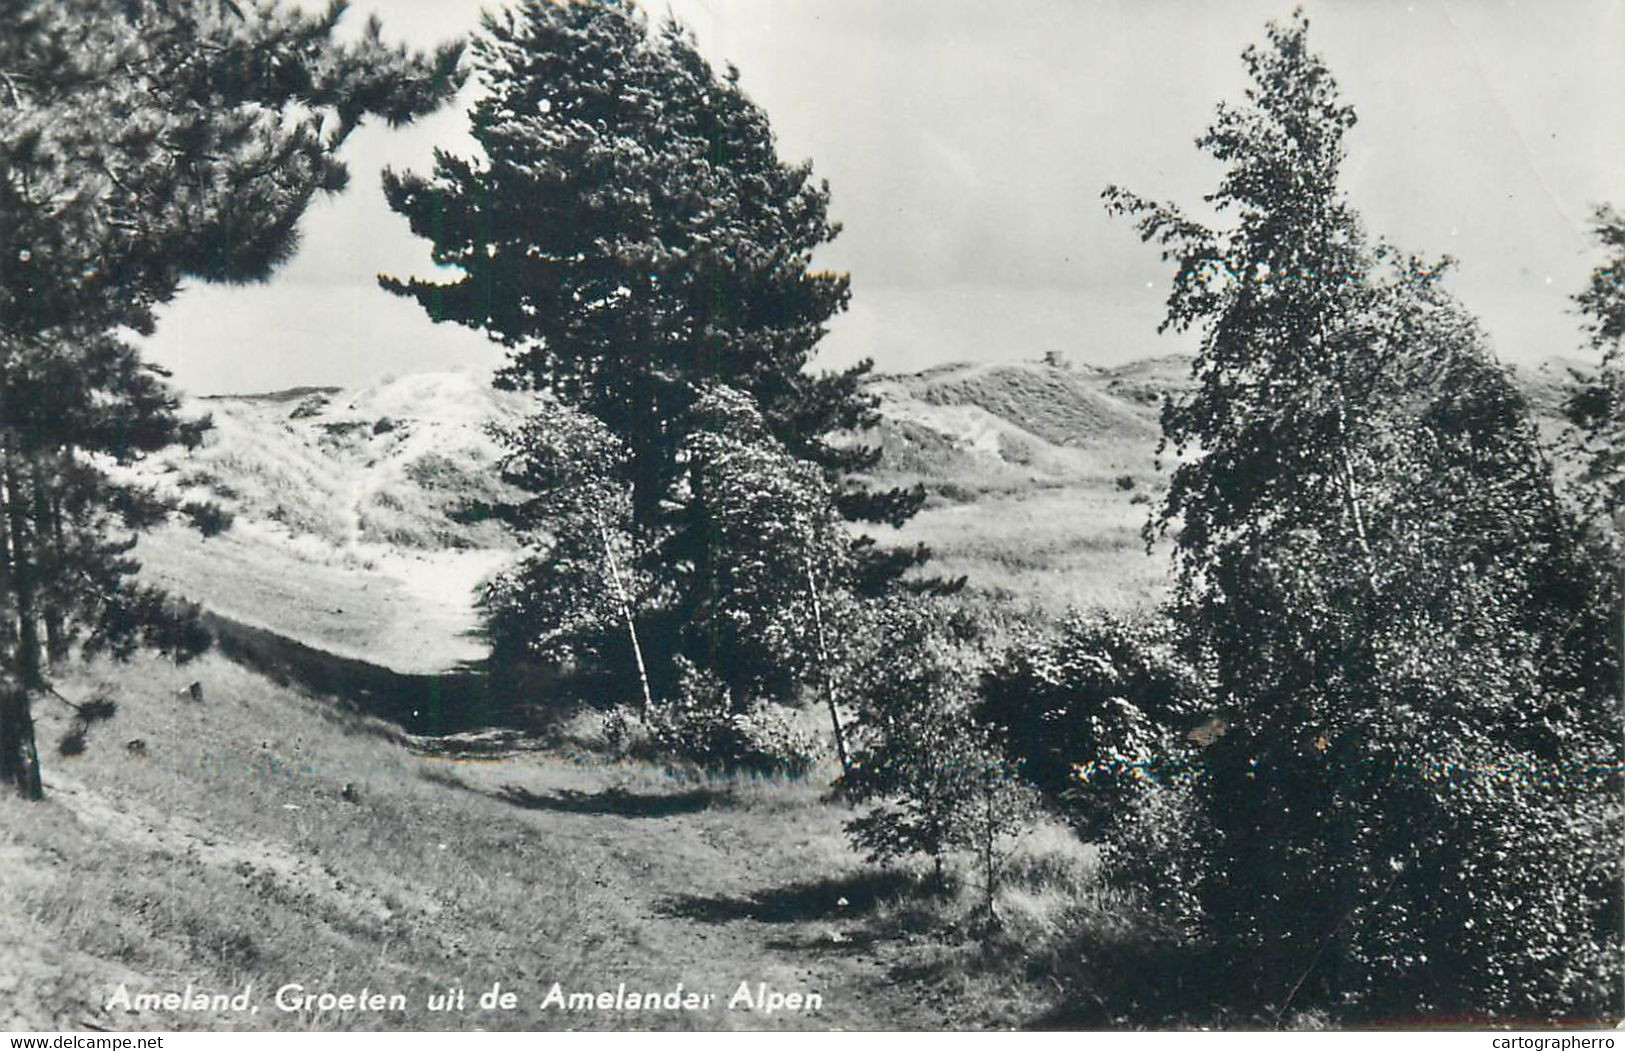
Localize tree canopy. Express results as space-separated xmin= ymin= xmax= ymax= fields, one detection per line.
xmin=382 ymin=0 xmax=946 ymax=711
xmin=0 ymin=0 xmax=465 ymax=798
xmin=1565 ymin=204 xmax=1625 ymax=554
xmin=1105 ymin=10 xmax=1620 ymax=1019
xmin=380 ymin=0 xmax=926 ymax=567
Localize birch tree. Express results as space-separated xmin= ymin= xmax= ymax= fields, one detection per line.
xmin=1105 ymin=10 xmax=1619 ymax=1019
xmin=480 ymin=400 xmax=656 ymax=712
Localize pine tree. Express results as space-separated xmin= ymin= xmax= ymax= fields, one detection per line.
xmin=379 ymin=0 xmax=928 ymax=591
xmin=1105 ymin=11 xmax=1620 ymax=1019
xmin=0 ymin=0 xmax=465 ymax=798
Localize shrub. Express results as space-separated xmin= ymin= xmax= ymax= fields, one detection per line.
xmin=288 ymin=394 xmax=329 ymax=420
xmin=980 ymin=612 xmax=1203 ymax=838
xmin=180 ymin=500 xmax=233 ymax=538
xmin=841 ymin=595 xmax=1041 ymax=898
xmin=644 ymin=660 xmax=817 ymax=777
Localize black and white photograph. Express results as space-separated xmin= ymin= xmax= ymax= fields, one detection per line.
xmin=1 ymin=0 xmax=1621 ymax=1034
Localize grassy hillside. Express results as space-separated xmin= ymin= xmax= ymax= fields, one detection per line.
xmin=127 ymin=358 xmax=1183 ymax=678
xmin=857 ymin=358 xmax=1176 ymax=615
xmin=128 ymin=370 xmax=527 ymax=674
xmin=126 ymin=354 xmax=1583 ymax=665
xmin=857 ymin=353 xmax=1583 ymax=616
xmin=3 ymin=652 xmax=1104 ymax=1031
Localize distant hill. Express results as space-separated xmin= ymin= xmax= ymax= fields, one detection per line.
xmin=1510 ymin=355 xmax=1593 ymax=430
xmin=129 ymin=354 xmax=1590 ymax=673
xmin=131 ymin=370 xmax=528 ymax=674
xmin=854 ymin=352 xmax=1584 ymax=615
xmin=854 ymin=358 xmax=1178 ymax=614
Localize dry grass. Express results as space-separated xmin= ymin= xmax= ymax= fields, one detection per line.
xmin=5 ymin=354 xmax=1588 ymax=1034
xmin=6 ymin=655 xmax=627 ymax=1030
xmin=1 ymin=651 xmax=1102 ymax=1031
xmin=125 ymin=371 xmax=529 ymax=674
xmin=882 ymin=486 xmax=1171 ymax=614
xmin=858 ymin=357 xmax=1176 ymax=614
xmin=157 ymin=371 xmax=526 ymax=553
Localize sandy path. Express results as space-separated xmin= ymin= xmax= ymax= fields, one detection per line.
xmin=436 ymin=762 xmax=961 ymax=1031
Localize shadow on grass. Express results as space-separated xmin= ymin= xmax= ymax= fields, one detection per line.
xmin=659 ymin=868 xmax=943 ymax=926
xmin=1024 ymin=919 xmax=1239 ymax=1030
xmin=493 ymin=784 xmax=731 ymax=818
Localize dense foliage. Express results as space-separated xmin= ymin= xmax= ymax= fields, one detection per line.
xmin=681 ymin=386 xmax=855 ymax=708
xmin=644 ymin=656 xmax=820 ymax=777
xmin=1103 ymin=12 xmax=1621 ymax=1021
xmin=380 ymin=0 xmax=927 ymax=591
xmin=479 ymin=397 xmax=658 ymax=707
xmin=981 ymin=613 xmax=1203 ymax=839
xmin=0 ymin=0 xmax=464 ymax=797
xmin=481 ymin=384 xmax=855 ymax=735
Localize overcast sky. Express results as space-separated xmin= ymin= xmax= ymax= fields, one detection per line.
xmin=138 ymin=0 xmax=1625 ymax=394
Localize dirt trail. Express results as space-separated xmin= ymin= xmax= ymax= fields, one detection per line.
xmin=6 ymin=746 xmax=980 ymax=1031
xmin=427 ymin=757 xmax=979 ymax=1031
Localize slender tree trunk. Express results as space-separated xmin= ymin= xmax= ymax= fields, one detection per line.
xmin=803 ymin=549 xmax=850 ymax=773
xmin=0 ymin=445 xmax=44 ymax=799
xmin=0 ymin=496 xmax=24 ymax=795
xmin=29 ymin=456 xmax=63 ymax=664
xmin=689 ymin=458 xmax=721 ymax=687
xmin=1338 ymin=446 xmax=1373 ymax=559
xmin=0 ymin=474 xmax=13 ymax=654
xmin=596 ymin=512 xmax=654 ymax=715
xmin=4 ymin=456 xmax=44 ymax=691
xmin=982 ymin=778 xmax=997 ymax=923
xmin=48 ymin=482 xmax=66 ymax=659
xmin=1325 ymin=330 xmax=1377 ymax=577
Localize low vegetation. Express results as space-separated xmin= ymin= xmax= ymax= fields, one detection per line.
xmin=4 ymin=650 xmax=1115 ymax=1031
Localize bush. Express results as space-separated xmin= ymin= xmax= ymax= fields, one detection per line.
xmin=643 ymin=660 xmax=817 ymax=777
xmin=179 ymin=500 xmax=233 ymax=538
xmin=841 ymin=595 xmax=1042 ymax=901
xmin=980 ymin=612 xmax=1203 ymax=838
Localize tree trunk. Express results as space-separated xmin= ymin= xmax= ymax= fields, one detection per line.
xmin=689 ymin=458 xmax=721 ymax=684
xmin=0 ymin=449 xmax=44 ymax=799
xmin=982 ymin=778 xmax=997 ymax=923
xmin=0 ymin=680 xmax=41 ymax=800
xmin=29 ymin=457 xmax=64 ymax=664
xmin=803 ymin=549 xmax=850 ymax=773
xmin=596 ymin=513 xmax=654 ymax=715
xmin=1326 ymin=331 xmax=1377 ymax=585
xmin=4 ymin=455 xmax=44 ymax=691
